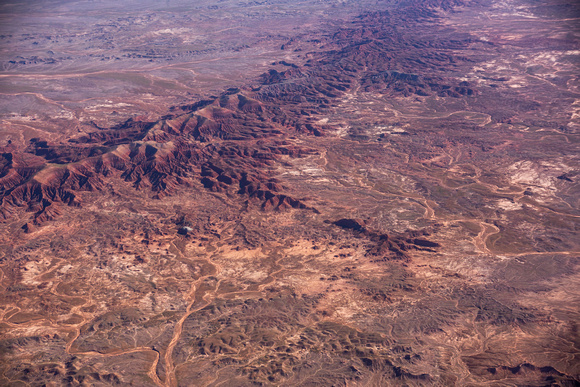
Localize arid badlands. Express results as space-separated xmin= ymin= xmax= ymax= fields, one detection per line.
xmin=0 ymin=0 xmax=578 ymax=385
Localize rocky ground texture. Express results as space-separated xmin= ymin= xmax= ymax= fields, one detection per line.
xmin=0 ymin=0 xmax=579 ymax=385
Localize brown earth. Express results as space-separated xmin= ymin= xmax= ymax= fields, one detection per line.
xmin=0 ymin=0 xmax=579 ymax=385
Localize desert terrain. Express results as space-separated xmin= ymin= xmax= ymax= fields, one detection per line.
xmin=0 ymin=0 xmax=579 ymax=385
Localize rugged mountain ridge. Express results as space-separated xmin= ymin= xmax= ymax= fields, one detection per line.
xmin=1 ymin=0 xmax=579 ymax=385
xmin=0 ymin=3 xmax=486 ymax=230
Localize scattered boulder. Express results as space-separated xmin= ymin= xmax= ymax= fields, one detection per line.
xmin=178 ymin=226 xmax=193 ymax=235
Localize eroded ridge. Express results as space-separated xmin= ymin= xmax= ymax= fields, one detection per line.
xmin=1 ymin=0 xmax=579 ymax=385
